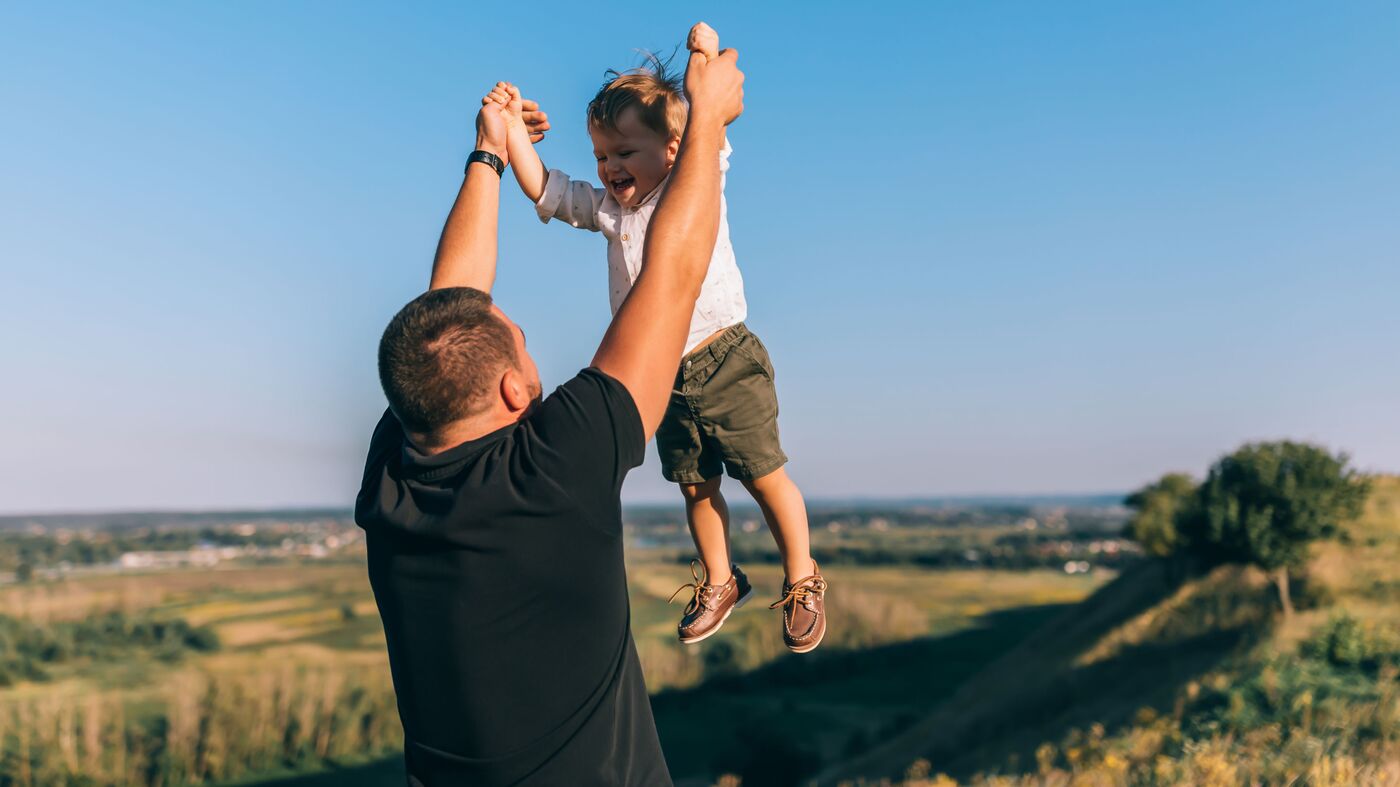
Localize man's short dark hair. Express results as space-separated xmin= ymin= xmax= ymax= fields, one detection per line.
xmin=378 ymin=287 xmax=518 ymax=435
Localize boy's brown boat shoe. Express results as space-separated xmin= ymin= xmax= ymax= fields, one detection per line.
xmin=770 ymin=563 xmax=828 ymax=653
xmin=670 ymin=560 xmax=753 ymax=644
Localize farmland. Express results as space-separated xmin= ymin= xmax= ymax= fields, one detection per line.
xmin=0 ymin=501 xmax=1118 ymax=785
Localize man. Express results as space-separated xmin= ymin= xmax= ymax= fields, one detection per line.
xmin=354 ymin=33 xmax=745 ymax=787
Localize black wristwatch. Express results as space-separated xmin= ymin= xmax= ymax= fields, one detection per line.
xmin=466 ymin=150 xmax=505 ymax=177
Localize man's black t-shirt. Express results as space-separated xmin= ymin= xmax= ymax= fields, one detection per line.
xmin=355 ymin=368 xmax=671 ymax=786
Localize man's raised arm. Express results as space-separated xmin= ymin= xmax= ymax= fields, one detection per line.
xmin=592 ymin=40 xmax=745 ymax=439
xmin=428 ymin=96 xmax=512 ymax=292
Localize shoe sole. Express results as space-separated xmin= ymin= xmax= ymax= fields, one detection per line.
xmin=679 ymin=586 xmax=754 ymax=645
xmin=785 ymin=621 xmax=826 ymax=654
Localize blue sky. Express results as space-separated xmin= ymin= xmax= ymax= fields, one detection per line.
xmin=2 ymin=2 xmax=1397 ymax=512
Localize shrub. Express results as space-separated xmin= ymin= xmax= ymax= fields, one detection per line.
xmin=1124 ymin=473 xmax=1197 ymax=558
xmin=1303 ymin=613 xmax=1400 ymax=670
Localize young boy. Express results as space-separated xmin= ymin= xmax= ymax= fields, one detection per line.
xmin=488 ymin=23 xmax=827 ymax=653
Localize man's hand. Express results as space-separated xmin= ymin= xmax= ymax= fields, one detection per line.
xmin=684 ymin=46 xmax=744 ymax=127
xmin=520 ymin=97 xmax=549 ymax=144
xmin=687 ymin=21 xmax=719 ymax=61
xmin=475 ymin=94 xmax=510 ymax=162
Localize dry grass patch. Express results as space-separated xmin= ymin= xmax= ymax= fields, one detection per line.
xmin=181 ymin=595 xmax=322 ymax=627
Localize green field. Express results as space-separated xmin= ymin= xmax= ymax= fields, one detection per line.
xmin=0 ymin=552 xmax=1105 ymax=786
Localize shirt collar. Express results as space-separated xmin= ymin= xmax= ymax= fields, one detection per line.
xmin=399 ymin=421 xmax=516 ymax=482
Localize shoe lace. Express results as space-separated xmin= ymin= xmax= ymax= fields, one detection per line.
xmin=668 ymin=559 xmax=716 ymax=616
xmin=769 ymin=572 xmax=828 ymax=611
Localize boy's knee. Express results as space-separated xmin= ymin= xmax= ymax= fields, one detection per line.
xmin=679 ymin=477 xmax=722 ymax=502
xmin=742 ymin=466 xmax=789 ymax=496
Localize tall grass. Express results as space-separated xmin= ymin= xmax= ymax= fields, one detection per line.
xmin=0 ymin=663 xmax=401 ymax=786
xmin=856 ymin=614 xmax=1400 ymax=787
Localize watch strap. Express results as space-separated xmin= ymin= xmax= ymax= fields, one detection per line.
xmin=466 ymin=150 xmax=505 ymax=177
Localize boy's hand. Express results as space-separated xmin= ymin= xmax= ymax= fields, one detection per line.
xmin=484 ymin=82 xmax=550 ymax=144
xmin=687 ymin=22 xmax=719 ymax=61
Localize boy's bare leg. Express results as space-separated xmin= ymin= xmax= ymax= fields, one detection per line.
xmin=680 ymin=477 xmax=732 ymax=586
xmin=741 ymin=467 xmax=814 ymax=581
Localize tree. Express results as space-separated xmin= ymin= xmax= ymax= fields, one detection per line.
xmin=1124 ymin=473 xmax=1197 ymax=558
xmin=1184 ymin=441 xmax=1368 ymax=617
xmin=15 ymin=562 xmax=33 ymax=583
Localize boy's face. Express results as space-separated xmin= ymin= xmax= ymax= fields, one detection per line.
xmin=590 ymin=106 xmax=680 ymax=209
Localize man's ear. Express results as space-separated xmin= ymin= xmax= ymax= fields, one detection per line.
xmin=501 ymin=367 xmax=532 ymax=413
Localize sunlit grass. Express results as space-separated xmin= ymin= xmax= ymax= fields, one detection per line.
xmin=853 ymin=477 xmax=1400 ymax=787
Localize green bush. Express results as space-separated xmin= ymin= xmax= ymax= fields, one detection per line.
xmin=0 ymin=611 xmax=221 ymax=680
xmin=1303 ymin=613 xmax=1400 ymax=670
xmin=1124 ymin=473 xmax=1197 ymax=558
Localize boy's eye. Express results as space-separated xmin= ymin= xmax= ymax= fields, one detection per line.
xmin=618 ymin=151 xmax=633 ymax=158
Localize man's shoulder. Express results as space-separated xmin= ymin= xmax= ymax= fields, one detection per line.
xmin=523 ymin=368 xmax=645 ymax=492
xmin=363 ymin=409 xmax=403 ymax=467
xmin=354 ymin=409 xmax=405 ymax=530
xmin=532 ymin=368 xmax=638 ymax=433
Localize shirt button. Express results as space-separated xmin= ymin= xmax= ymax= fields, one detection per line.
xmin=622 ymin=233 xmax=630 ymax=241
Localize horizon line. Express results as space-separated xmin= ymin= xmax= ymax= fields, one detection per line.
xmin=0 ymin=490 xmax=1135 ymax=520
xmin=0 ymin=490 xmax=1131 ymax=520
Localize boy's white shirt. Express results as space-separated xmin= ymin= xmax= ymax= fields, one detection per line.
xmin=534 ymin=140 xmax=747 ymax=356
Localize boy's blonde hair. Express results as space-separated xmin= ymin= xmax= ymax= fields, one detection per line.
xmin=587 ymin=53 xmax=687 ymax=139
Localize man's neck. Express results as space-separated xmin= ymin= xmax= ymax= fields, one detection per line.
xmin=410 ymin=410 xmax=523 ymax=457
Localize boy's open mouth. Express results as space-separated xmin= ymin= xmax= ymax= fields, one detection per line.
xmin=610 ymin=176 xmax=635 ymax=193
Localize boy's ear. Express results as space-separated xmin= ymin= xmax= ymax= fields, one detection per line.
xmin=666 ymin=136 xmax=681 ymax=165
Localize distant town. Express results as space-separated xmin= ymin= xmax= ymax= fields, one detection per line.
xmin=0 ymin=496 xmax=1138 ymax=585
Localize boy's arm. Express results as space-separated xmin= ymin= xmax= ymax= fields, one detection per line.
xmin=487 ymin=82 xmax=605 ymax=232
xmin=428 ymin=93 xmax=510 ymax=292
xmin=490 ymin=83 xmax=548 ymax=202
xmin=507 ymin=128 xmax=547 ymax=202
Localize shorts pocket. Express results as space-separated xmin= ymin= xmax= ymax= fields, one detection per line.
xmin=737 ymin=336 xmax=775 ymax=381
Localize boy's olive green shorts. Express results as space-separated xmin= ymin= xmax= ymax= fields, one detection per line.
xmin=656 ymin=323 xmax=788 ymax=484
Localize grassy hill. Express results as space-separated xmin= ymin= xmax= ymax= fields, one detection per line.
xmin=820 ymin=476 xmax=1400 ymax=786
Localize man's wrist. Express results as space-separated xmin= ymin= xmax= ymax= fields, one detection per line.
xmin=474 ymin=136 xmax=508 ymax=159
xmin=686 ymin=106 xmax=729 ymax=134
xmin=680 ymin=115 xmax=726 ymax=151
xmin=466 ymin=150 xmax=506 ymax=177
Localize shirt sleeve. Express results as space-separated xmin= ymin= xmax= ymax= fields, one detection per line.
xmin=353 ymin=409 xmax=405 ymax=532
xmin=523 ymin=368 xmax=645 ymax=525
xmin=535 ymin=169 xmax=606 ymax=232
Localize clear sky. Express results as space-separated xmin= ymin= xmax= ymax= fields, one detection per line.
xmin=2 ymin=2 xmax=1397 ymax=513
